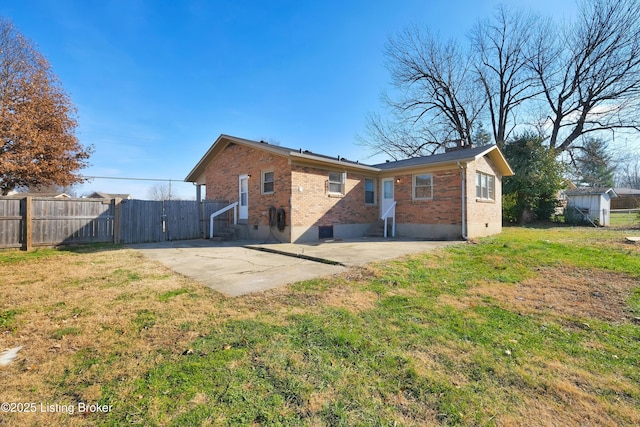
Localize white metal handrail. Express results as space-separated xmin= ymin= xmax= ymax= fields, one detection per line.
xmin=381 ymin=201 xmax=397 ymax=238
xmin=210 ymin=202 xmax=239 ymax=238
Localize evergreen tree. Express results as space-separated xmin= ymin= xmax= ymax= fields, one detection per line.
xmin=472 ymin=124 xmax=492 ymax=146
xmin=502 ymin=133 xmax=566 ymax=223
xmin=574 ymin=138 xmax=616 ymax=188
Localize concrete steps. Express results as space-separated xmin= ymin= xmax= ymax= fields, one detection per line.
xmin=366 ymin=219 xmax=393 ymax=238
xmin=210 ymin=224 xmax=248 ymax=241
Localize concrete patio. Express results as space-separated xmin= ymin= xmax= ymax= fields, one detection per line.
xmin=130 ymin=238 xmax=461 ymax=296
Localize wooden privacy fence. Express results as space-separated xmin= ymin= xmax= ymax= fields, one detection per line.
xmin=0 ymin=197 xmax=230 ymax=250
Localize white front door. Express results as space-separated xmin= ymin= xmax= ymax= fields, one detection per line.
xmin=381 ymin=178 xmax=395 ymax=218
xmin=239 ymin=174 xmax=249 ymax=221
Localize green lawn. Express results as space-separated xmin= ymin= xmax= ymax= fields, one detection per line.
xmin=610 ymin=210 xmax=640 ymax=227
xmin=1 ymin=226 xmax=639 ymax=426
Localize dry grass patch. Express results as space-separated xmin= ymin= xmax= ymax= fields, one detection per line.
xmin=526 ymin=360 xmax=640 ymax=427
xmin=1 ymin=227 xmax=639 ymax=426
xmin=0 ymin=247 xmax=224 ymax=426
xmin=410 ymin=346 xmax=473 ymax=389
xmin=320 ymin=285 xmax=378 ymax=313
xmin=469 ymin=267 xmax=637 ymax=322
xmin=503 ymin=394 xmax=623 ymax=427
xmin=436 ymin=293 xmax=478 ymax=311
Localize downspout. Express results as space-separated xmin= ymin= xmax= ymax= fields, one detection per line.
xmin=458 ymin=161 xmax=468 ymax=240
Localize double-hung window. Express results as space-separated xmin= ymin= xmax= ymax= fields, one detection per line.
xmin=328 ymin=172 xmax=345 ymax=195
xmin=475 ymin=172 xmax=495 ymax=200
xmin=262 ymin=171 xmax=274 ymax=194
xmin=364 ymin=178 xmax=375 ymax=204
xmin=413 ymin=174 xmax=433 ymax=200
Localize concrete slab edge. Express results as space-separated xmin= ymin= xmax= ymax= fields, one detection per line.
xmin=243 ymin=245 xmax=346 ymax=266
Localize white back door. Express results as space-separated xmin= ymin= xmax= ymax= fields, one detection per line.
xmin=381 ymin=178 xmax=394 ymax=218
xmin=239 ymin=174 xmax=249 ymax=220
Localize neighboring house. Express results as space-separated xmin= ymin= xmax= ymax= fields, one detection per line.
xmin=611 ymin=188 xmax=640 ymax=209
xmin=86 ymin=192 xmax=132 ymax=200
xmin=5 ymin=190 xmax=71 ymax=198
xmin=185 ymin=134 xmax=514 ymax=243
xmin=564 ymin=187 xmax=618 ymax=226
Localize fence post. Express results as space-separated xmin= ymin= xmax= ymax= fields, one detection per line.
xmin=23 ymin=196 xmax=32 ymax=251
xmin=113 ymin=198 xmax=122 ymax=244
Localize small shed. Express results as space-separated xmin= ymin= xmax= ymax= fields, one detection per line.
xmin=564 ymin=187 xmax=618 ymax=226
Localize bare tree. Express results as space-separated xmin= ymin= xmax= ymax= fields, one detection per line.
xmin=25 ymin=183 xmax=78 ymax=197
xmin=531 ymin=0 xmax=640 ymax=153
xmin=470 ymin=5 xmax=540 ymax=149
xmin=360 ymin=113 xmax=446 ymax=161
xmin=146 ymin=183 xmax=173 ymax=201
xmin=0 ymin=18 xmax=92 ymax=195
xmin=616 ymin=154 xmax=640 ymax=189
xmin=360 ymin=26 xmax=486 ymax=159
xmin=362 ymin=0 xmax=640 ymax=160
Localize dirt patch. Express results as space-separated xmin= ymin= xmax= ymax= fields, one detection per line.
xmin=341 ymin=264 xmax=386 ymax=283
xmin=470 ymin=268 xmax=637 ymax=322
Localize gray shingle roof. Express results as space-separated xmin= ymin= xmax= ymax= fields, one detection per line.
xmin=373 ymin=145 xmax=498 ymax=170
xmin=186 ymin=135 xmax=514 ymax=183
xmin=564 ymin=187 xmax=617 ymax=197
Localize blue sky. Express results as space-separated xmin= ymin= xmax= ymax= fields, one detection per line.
xmin=1 ymin=0 xmax=578 ymax=199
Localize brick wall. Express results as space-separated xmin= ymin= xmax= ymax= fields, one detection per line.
xmin=202 ymin=142 xmax=504 ymax=241
xmin=290 ymin=165 xmax=378 ymax=227
xmin=393 ymin=168 xmax=463 ymax=225
xmin=466 ymin=155 xmax=503 ymax=237
xmin=205 ymin=143 xmax=291 ymax=227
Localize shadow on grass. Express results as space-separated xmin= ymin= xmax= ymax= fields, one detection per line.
xmin=503 ymin=221 xmax=573 ymax=230
xmin=505 ymin=220 xmax=640 ymax=231
xmin=57 ymin=242 xmax=125 ymax=254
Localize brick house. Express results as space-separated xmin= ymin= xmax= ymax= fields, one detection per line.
xmin=185 ymin=134 xmax=514 ymax=242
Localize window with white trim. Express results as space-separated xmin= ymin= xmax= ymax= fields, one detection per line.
xmin=364 ymin=178 xmax=375 ymax=204
xmin=328 ymin=171 xmax=346 ymax=194
xmin=476 ymin=172 xmax=495 ymax=200
xmin=413 ymin=174 xmax=433 ymax=200
xmin=262 ymin=170 xmax=274 ymax=194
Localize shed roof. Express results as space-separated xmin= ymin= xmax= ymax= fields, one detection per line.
xmin=564 ymin=187 xmax=618 ymax=197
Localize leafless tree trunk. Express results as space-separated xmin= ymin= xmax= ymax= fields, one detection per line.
xmin=531 ymin=0 xmax=640 ymax=153
xmin=360 ymin=26 xmax=485 ymax=159
xmin=362 ymin=0 xmax=640 ymax=160
xmin=470 ymin=5 xmax=541 ymax=149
